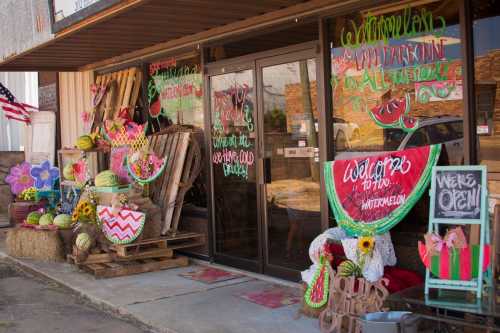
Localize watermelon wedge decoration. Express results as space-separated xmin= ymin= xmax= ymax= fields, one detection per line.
xmin=369 ymin=93 xmax=410 ymax=128
xmin=418 ymin=242 xmax=490 ymax=281
xmin=369 ymin=93 xmax=419 ymax=133
xmin=98 ymin=205 xmax=146 ymax=245
xmin=304 ymin=256 xmax=330 ymax=309
xmin=149 ymin=99 xmax=162 ymax=118
xmin=324 ymin=144 xmax=441 ymax=236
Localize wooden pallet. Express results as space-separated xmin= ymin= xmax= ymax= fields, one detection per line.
xmin=80 ymin=256 xmax=189 ymax=278
xmin=109 ymin=238 xmax=172 ymax=258
xmin=162 ymin=232 xmax=206 ymax=250
xmin=67 ymin=252 xmax=113 ymax=265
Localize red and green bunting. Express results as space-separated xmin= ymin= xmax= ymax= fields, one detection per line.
xmin=418 ymin=242 xmax=490 ymax=280
xmin=324 ymin=144 xmax=441 ymax=236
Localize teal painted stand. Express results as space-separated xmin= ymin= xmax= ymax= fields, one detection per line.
xmin=425 ymin=165 xmax=490 ymax=299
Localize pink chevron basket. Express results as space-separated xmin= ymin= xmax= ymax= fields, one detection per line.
xmin=97 ymin=205 xmax=146 ymax=245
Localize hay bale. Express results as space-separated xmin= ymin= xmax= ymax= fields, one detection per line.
xmin=6 ymin=228 xmax=64 ymax=261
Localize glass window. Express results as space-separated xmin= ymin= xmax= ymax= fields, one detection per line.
xmin=147 ymin=56 xmax=203 ymax=131
xmin=329 ymin=1 xmax=464 ymax=163
xmin=473 ymin=1 xmax=500 ymax=180
xmin=407 ymin=127 xmax=430 ymax=147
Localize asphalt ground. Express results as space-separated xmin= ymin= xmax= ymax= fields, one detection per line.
xmin=0 ymin=260 xmax=151 ymax=333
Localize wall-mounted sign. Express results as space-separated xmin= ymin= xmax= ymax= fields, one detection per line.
xmin=324 ymin=144 xmax=441 ymax=236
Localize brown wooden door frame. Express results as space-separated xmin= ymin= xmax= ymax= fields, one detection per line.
xmin=205 ymin=60 xmax=261 ymax=273
xmin=256 ymin=47 xmax=323 ymax=280
xmin=205 ymin=41 xmax=323 ymax=279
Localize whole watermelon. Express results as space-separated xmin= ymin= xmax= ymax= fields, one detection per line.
xmin=76 ymin=135 xmax=94 ymax=151
xmin=75 ymin=233 xmax=92 ymax=252
xmin=94 ymin=170 xmax=119 ymax=187
xmin=338 ymin=260 xmax=361 ymax=277
xmin=39 ymin=213 xmax=54 ymax=226
xmin=54 ymin=214 xmax=72 ymax=229
xmin=26 ymin=211 xmax=41 ymax=225
xmin=63 ymin=163 xmax=75 ymax=180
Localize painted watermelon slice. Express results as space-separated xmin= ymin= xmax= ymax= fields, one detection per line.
xmin=418 ymin=242 xmax=490 ymax=281
xmin=368 ymin=93 xmax=410 ymax=128
xmin=304 ymin=258 xmax=330 ymax=308
xmin=98 ymin=205 xmax=146 ymax=245
xmin=324 ymin=144 xmax=441 ymax=236
xmin=399 ymin=115 xmax=419 ymax=133
xmin=149 ymin=99 xmax=162 ymax=118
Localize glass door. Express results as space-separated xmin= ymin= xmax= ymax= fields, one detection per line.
xmin=258 ymin=52 xmax=322 ymax=278
xmin=209 ymin=66 xmax=260 ymax=271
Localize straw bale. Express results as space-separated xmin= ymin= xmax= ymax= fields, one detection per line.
xmin=6 ymin=228 xmax=64 ymax=261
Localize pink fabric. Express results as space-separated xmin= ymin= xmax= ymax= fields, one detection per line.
xmin=440 ymin=247 xmax=450 ymax=279
xmin=460 ymin=247 xmax=471 ymax=280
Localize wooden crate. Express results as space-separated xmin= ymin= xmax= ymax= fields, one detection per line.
xmin=80 ymin=256 xmax=189 ymax=278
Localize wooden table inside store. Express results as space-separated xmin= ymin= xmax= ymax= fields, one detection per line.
xmin=388 ymin=284 xmax=500 ymax=332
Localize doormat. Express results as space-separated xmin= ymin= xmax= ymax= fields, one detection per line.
xmin=236 ymin=285 xmax=301 ymax=309
xmin=179 ymin=267 xmax=244 ymax=284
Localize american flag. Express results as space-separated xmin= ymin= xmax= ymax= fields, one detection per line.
xmin=0 ymin=82 xmax=38 ymax=123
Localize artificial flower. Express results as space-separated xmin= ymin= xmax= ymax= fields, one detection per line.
xmin=358 ymin=236 xmax=375 ymax=255
xmin=5 ymin=162 xmax=34 ymax=195
xmin=30 ymin=161 xmax=59 ymax=190
xmin=83 ymin=206 xmax=93 ymax=216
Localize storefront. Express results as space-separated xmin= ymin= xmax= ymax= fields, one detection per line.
xmin=1 ymin=0 xmax=499 ymax=282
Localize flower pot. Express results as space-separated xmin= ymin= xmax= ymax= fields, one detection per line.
xmin=8 ymin=201 xmax=45 ymax=225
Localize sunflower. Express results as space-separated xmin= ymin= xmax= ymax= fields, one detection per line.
xmin=82 ymin=205 xmax=93 ymax=216
xmin=72 ymin=211 xmax=78 ymax=222
xmin=357 ymin=236 xmax=375 ymax=255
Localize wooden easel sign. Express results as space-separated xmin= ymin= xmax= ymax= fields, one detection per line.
xmin=425 ymin=165 xmax=489 ymax=298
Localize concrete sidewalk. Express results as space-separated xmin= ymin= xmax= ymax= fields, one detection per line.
xmin=0 ymin=246 xmax=318 ymax=333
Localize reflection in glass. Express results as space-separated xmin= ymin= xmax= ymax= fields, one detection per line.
xmin=473 ymin=1 xmax=500 ymax=175
xmin=210 ymin=70 xmax=258 ymax=260
xmin=330 ymin=1 xmax=464 ymax=166
xmin=262 ymin=59 xmax=321 ymax=271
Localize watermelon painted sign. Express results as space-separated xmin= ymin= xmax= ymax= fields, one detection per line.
xmin=324 ymin=144 xmax=441 ymax=236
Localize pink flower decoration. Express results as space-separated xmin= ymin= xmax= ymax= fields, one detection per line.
xmin=110 ymin=147 xmax=131 ymax=183
xmin=5 ymin=162 xmax=34 ymax=195
xmin=73 ymin=159 xmax=88 ymax=184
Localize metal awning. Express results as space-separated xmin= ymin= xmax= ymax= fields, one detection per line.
xmin=0 ymin=0 xmax=338 ymax=71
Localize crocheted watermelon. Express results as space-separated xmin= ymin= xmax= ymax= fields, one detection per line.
xmin=304 ymin=257 xmax=330 ymax=308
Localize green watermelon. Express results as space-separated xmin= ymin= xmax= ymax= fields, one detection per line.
xmin=26 ymin=212 xmax=41 ymax=225
xmin=39 ymin=213 xmax=54 ymax=226
xmin=94 ymin=170 xmax=119 ymax=187
xmin=54 ymin=214 xmax=72 ymax=229
xmin=63 ymin=163 xmax=75 ymax=181
xmin=76 ymin=135 xmax=94 ymax=151
xmin=338 ymin=260 xmax=361 ymax=277
xmin=75 ymin=233 xmax=92 ymax=251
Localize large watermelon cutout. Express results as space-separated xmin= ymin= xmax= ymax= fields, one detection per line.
xmin=418 ymin=242 xmax=490 ymax=281
xmin=324 ymin=144 xmax=441 ymax=236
